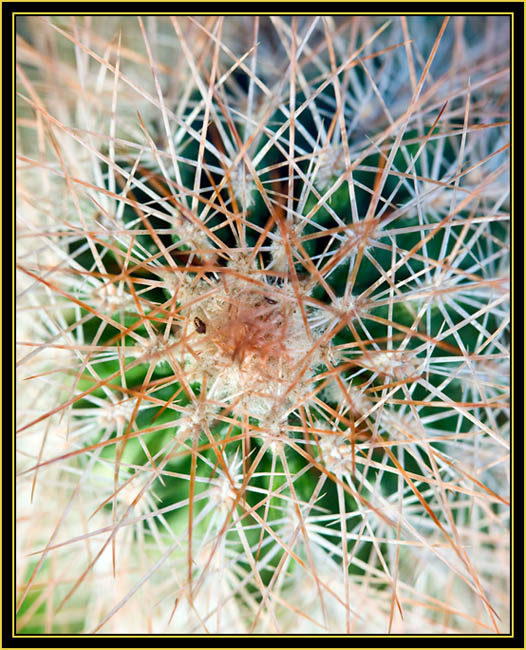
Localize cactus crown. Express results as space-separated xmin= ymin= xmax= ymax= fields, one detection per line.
xmin=16 ymin=14 xmax=510 ymax=635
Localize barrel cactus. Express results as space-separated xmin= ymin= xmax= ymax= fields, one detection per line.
xmin=16 ymin=14 xmax=510 ymax=635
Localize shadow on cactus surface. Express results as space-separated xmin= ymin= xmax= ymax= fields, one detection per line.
xmin=16 ymin=14 xmax=510 ymax=635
